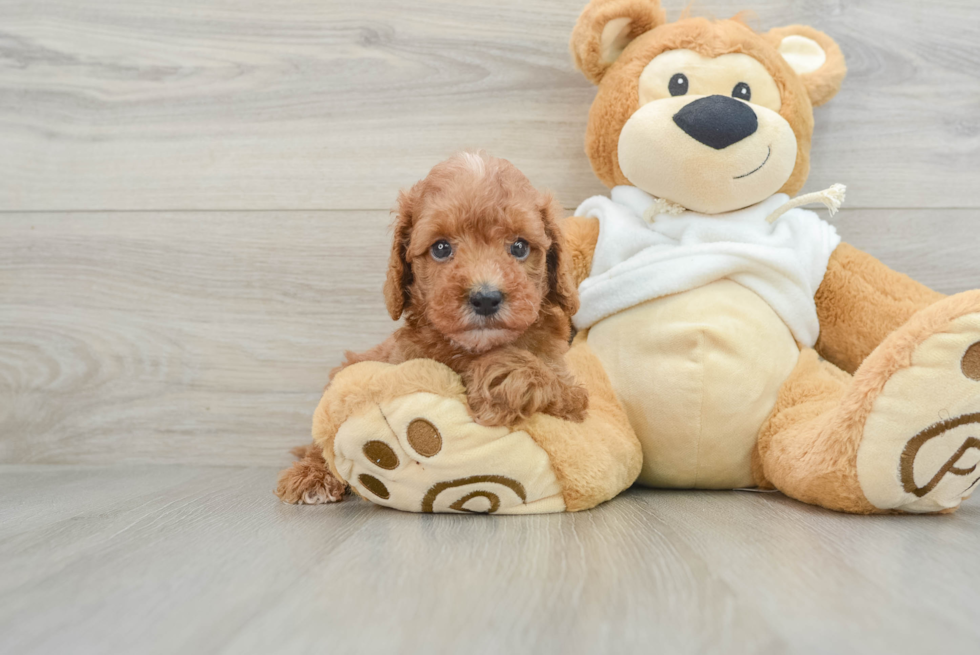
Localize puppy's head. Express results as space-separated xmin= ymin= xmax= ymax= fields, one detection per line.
xmin=384 ymin=152 xmax=578 ymax=354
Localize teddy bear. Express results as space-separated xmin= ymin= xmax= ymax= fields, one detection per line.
xmin=302 ymin=0 xmax=980 ymax=515
xmin=561 ymin=0 xmax=980 ymax=514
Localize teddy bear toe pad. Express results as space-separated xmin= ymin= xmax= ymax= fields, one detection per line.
xmin=332 ymin=392 xmax=566 ymax=514
xmin=857 ymin=311 xmax=980 ymax=513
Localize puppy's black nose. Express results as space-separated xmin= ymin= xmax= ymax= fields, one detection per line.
xmin=673 ymin=95 xmax=758 ymax=150
xmin=470 ymin=289 xmax=504 ymax=316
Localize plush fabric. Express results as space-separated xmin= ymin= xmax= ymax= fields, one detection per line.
xmin=573 ymin=186 xmax=841 ymax=346
xmin=756 ymin=292 xmax=980 ymax=514
xmin=814 ymin=242 xmax=945 ymax=374
xmin=638 ymin=51 xmax=784 ymax=110
xmin=564 ymin=215 xmax=601 ymax=288
xmin=620 ymin=70 xmax=799 ymax=212
xmin=564 ymin=0 xmax=980 ymax=514
xmin=520 ymin=333 xmax=644 ymax=511
xmin=578 ymin=17 xmax=822 ymax=204
xmin=570 ymin=0 xmax=667 ymax=84
xmin=855 ymin=308 xmax=980 ymax=512
xmin=313 ymin=338 xmax=642 ymax=513
xmin=588 ymin=280 xmax=800 ymax=488
xmin=333 ymin=389 xmax=566 ymax=514
xmin=766 ymin=25 xmax=847 ymax=107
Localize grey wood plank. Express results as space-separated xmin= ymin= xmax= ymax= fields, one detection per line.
xmin=0 ymin=466 xmax=382 ymax=655
xmin=0 ymin=466 xmax=976 ymax=655
xmin=642 ymin=491 xmax=980 ymax=652
xmin=1 ymin=208 xmax=977 ymax=466
xmin=830 ymin=208 xmax=980 ymax=295
xmin=1 ymin=0 xmax=978 ymax=211
xmin=0 ymin=211 xmax=392 ymax=466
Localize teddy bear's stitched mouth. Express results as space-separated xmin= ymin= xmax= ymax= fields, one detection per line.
xmin=734 ymin=145 xmax=772 ymax=180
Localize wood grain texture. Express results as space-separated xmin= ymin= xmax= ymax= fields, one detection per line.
xmin=0 ymin=466 xmax=977 ymax=655
xmin=1 ymin=208 xmax=977 ymax=466
xmin=1 ymin=0 xmax=979 ymax=211
xmin=0 ymin=210 xmax=392 ymax=465
xmin=2 ymin=4 xmax=979 ymax=651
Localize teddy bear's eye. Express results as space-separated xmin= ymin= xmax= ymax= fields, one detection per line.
xmin=668 ymin=73 xmax=689 ymax=97
xmin=430 ymin=239 xmax=453 ymax=261
xmin=510 ymin=239 xmax=530 ymax=261
xmin=733 ymin=82 xmax=752 ymax=102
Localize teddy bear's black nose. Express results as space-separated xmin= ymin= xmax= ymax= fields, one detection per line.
xmin=470 ymin=288 xmax=504 ymax=316
xmin=673 ymin=95 xmax=759 ymax=150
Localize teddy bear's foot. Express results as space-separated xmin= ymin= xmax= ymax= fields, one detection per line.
xmin=311 ymin=346 xmax=642 ymax=514
xmin=760 ymin=291 xmax=980 ymax=514
xmin=330 ymin=390 xmax=566 ymax=514
xmin=854 ymin=291 xmax=980 ymax=513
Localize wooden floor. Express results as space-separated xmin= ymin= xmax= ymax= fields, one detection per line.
xmin=0 ymin=465 xmax=978 ymax=655
xmin=3 ymin=0 xmax=980 ymax=652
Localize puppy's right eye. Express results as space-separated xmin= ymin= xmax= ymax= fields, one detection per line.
xmin=430 ymin=240 xmax=453 ymax=261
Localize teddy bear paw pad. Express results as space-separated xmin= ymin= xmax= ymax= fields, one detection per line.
xmin=331 ymin=392 xmax=566 ymax=514
xmin=857 ymin=314 xmax=980 ymax=513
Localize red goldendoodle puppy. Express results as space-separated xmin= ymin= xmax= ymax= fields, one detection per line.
xmin=277 ymin=152 xmax=588 ymax=504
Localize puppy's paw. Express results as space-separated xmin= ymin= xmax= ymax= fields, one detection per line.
xmin=468 ymin=392 xmax=524 ymax=427
xmin=466 ymin=358 xmax=573 ymax=427
xmin=275 ymin=447 xmax=346 ymax=505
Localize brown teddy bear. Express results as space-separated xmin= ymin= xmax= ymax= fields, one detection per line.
xmin=294 ymin=0 xmax=979 ymax=515
xmin=563 ymin=0 xmax=980 ymax=513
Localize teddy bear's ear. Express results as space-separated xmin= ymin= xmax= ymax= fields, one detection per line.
xmin=767 ymin=25 xmax=847 ymax=107
xmin=570 ymin=0 xmax=667 ymax=85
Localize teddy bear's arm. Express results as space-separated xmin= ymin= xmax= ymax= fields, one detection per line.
xmin=563 ymin=215 xmax=600 ymax=286
xmin=814 ymin=243 xmax=945 ymax=374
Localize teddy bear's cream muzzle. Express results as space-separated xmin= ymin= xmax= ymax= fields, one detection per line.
xmin=617 ymin=94 xmax=798 ymax=214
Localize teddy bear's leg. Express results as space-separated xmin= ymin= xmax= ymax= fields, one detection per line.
xmin=313 ymin=339 xmax=641 ymax=514
xmin=815 ymin=243 xmax=945 ymax=374
xmin=752 ymin=350 xmax=871 ymax=512
xmin=756 ymin=291 xmax=980 ymax=514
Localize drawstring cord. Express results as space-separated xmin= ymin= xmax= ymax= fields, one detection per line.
xmin=642 ymin=197 xmax=687 ymax=223
xmin=765 ymin=184 xmax=846 ymax=224
xmin=641 ymin=184 xmax=847 ymax=225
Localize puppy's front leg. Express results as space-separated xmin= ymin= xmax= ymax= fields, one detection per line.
xmin=464 ymin=349 xmax=587 ymax=426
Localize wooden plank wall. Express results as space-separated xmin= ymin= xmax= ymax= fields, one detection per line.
xmin=2 ymin=0 xmax=978 ymax=465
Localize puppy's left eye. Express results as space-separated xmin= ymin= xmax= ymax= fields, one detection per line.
xmin=510 ymin=239 xmax=530 ymax=260
xmin=733 ymin=82 xmax=751 ymax=101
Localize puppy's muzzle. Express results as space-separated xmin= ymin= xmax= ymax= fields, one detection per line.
xmin=470 ymin=287 xmax=504 ymax=317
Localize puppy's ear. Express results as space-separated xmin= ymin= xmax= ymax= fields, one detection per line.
xmin=767 ymin=25 xmax=847 ymax=107
xmin=570 ymin=0 xmax=666 ymax=85
xmin=540 ymin=193 xmax=580 ymax=317
xmin=383 ymin=183 xmax=419 ymax=320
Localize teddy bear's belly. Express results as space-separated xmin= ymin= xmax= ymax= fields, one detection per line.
xmin=586 ymin=279 xmax=801 ymax=488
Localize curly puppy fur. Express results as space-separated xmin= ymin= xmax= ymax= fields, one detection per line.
xmin=276 ymin=152 xmax=588 ymax=504
xmin=275 ymin=444 xmax=346 ymax=505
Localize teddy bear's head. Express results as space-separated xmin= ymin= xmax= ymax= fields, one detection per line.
xmin=570 ymin=0 xmax=846 ymax=214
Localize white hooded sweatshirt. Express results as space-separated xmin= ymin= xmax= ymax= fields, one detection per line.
xmin=572 ymin=186 xmax=842 ymax=347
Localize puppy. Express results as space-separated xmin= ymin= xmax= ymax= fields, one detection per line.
xmin=276 ymin=152 xmax=587 ymax=504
